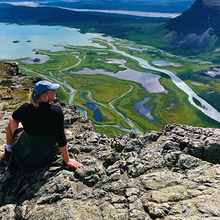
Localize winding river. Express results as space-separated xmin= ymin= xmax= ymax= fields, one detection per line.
xmin=104 ymin=40 xmax=220 ymax=122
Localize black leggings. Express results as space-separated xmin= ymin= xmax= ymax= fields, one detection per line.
xmin=13 ymin=127 xmax=24 ymax=137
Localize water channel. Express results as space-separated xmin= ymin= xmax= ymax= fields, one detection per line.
xmin=104 ymin=40 xmax=220 ymax=122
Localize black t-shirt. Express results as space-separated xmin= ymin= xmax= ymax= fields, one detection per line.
xmin=12 ymin=102 xmax=67 ymax=148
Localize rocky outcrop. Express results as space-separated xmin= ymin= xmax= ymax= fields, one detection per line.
xmin=165 ymin=0 xmax=220 ymax=48
xmin=0 ymin=61 xmax=220 ymax=219
xmin=0 ymin=61 xmax=21 ymax=76
xmin=0 ymin=61 xmax=42 ymax=111
xmin=1 ymin=75 xmax=41 ymax=88
xmin=1 ymin=114 xmax=220 ymax=219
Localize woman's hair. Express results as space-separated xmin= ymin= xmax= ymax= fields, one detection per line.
xmin=29 ymin=91 xmax=48 ymax=108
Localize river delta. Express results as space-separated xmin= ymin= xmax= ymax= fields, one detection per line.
xmin=1 ymin=23 xmax=220 ymax=136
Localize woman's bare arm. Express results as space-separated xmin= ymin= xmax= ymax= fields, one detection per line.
xmin=60 ymin=145 xmax=84 ymax=168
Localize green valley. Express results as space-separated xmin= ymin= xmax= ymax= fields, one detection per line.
xmin=17 ymin=38 xmax=220 ymax=137
xmin=0 ymin=3 xmax=220 ymax=137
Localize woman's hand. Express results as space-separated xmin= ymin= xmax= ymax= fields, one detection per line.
xmin=65 ymin=158 xmax=84 ymax=168
xmin=60 ymin=145 xmax=84 ymax=168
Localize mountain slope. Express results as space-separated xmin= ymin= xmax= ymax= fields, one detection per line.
xmin=164 ymin=0 xmax=220 ymax=48
xmin=0 ymin=4 xmax=168 ymax=32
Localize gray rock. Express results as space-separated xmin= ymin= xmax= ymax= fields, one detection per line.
xmin=1 ymin=110 xmax=220 ymax=220
xmin=0 ymin=61 xmax=21 ymax=76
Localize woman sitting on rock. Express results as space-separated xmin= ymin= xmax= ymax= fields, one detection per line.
xmin=1 ymin=80 xmax=84 ymax=172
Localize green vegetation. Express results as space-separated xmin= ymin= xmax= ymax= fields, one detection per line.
xmin=1 ymin=90 xmax=30 ymax=112
xmin=56 ymin=88 xmax=70 ymax=104
xmin=15 ymin=37 xmax=220 ymax=137
xmin=193 ymin=97 xmax=202 ymax=108
xmin=95 ymin=125 xmax=129 ymax=138
xmin=33 ymin=58 xmax=40 ymax=62
xmin=1 ymin=4 xmax=220 ymax=136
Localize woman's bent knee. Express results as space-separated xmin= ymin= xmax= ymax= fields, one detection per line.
xmin=8 ymin=117 xmax=21 ymax=135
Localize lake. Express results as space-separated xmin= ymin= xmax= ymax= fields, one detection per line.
xmin=0 ymin=23 xmax=103 ymax=59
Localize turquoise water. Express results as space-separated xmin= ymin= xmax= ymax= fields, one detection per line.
xmin=0 ymin=23 xmax=103 ymax=59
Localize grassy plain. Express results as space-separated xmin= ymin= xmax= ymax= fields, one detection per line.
xmin=16 ymin=37 xmax=220 ymax=137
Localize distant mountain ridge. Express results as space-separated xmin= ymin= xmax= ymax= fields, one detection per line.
xmin=39 ymin=0 xmax=193 ymax=13
xmin=165 ymin=0 xmax=220 ymax=48
xmin=0 ymin=1 xmax=218 ymax=59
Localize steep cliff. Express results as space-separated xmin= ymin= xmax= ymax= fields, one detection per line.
xmin=165 ymin=0 xmax=220 ymax=48
xmin=0 ymin=62 xmax=220 ymax=219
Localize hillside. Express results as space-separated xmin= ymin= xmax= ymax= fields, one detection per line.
xmin=0 ymin=3 xmax=169 ymax=37
xmin=165 ymin=0 xmax=220 ymax=48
